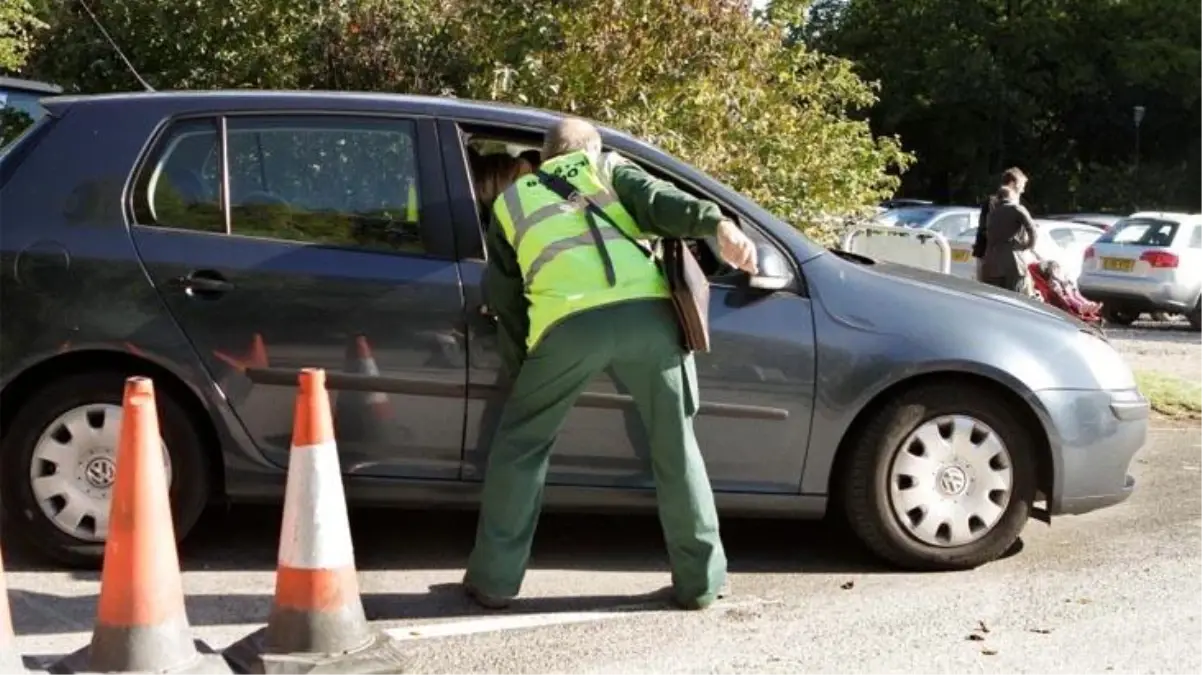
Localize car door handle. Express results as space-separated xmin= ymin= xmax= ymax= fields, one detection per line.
xmin=170 ymin=273 xmax=234 ymax=295
xmin=478 ymin=303 xmax=497 ymax=321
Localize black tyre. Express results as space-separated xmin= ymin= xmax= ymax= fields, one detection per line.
xmin=1188 ymin=299 xmax=1201 ymax=332
xmin=1103 ymin=307 xmax=1138 ymax=326
xmin=841 ymin=383 xmax=1037 ymax=571
xmin=1 ymin=371 xmax=210 ymax=568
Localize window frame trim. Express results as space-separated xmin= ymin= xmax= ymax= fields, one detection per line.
xmin=124 ymin=108 xmax=457 ymax=261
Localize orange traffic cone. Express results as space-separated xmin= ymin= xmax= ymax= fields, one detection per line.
xmin=51 ymin=377 xmax=231 ymax=674
xmin=213 ymin=333 xmax=270 ymax=407
xmin=1 ymin=546 xmax=28 ymax=673
xmin=334 ymin=336 xmax=393 ymax=447
xmin=214 ymin=332 xmax=270 ymax=373
xmin=223 ymin=369 xmax=404 ymax=674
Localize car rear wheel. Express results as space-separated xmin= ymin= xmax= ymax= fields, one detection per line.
xmin=1 ymin=372 xmax=210 ymax=568
xmin=841 ymin=383 xmax=1036 ymax=571
xmin=1103 ymin=307 xmax=1138 ymax=326
xmin=1188 ymin=299 xmax=1201 ymax=332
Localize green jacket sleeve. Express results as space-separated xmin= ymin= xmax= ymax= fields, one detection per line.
xmin=610 ymin=160 xmax=726 ymax=239
xmin=483 ymin=216 xmax=528 ymax=378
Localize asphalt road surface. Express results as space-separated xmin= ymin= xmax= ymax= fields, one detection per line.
xmin=4 ymin=419 xmax=1199 ymax=674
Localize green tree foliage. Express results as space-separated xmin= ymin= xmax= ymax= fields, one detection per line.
xmin=805 ymin=0 xmax=1201 ymax=213
xmin=0 ymin=106 xmax=33 ymax=145
xmin=0 ymin=0 xmax=46 ymax=74
xmin=22 ymin=0 xmax=909 ymax=244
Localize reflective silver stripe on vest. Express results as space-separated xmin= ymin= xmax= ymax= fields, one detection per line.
xmin=504 ymin=189 xmax=620 ymax=252
xmin=522 ymin=226 xmax=634 ymax=290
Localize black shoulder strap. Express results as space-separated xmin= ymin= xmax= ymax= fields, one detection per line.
xmin=536 ymin=169 xmax=654 ymax=259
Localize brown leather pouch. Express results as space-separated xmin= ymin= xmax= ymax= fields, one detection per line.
xmin=660 ymin=238 xmax=711 ymax=352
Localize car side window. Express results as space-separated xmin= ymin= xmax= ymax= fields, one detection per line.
xmin=225 ymin=115 xmax=425 ymax=254
xmin=1190 ymin=225 xmax=1202 ymax=249
xmin=133 ymin=115 xmax=429 ymax=256
xmin=131 ymin=118 xmax=224 ymax=233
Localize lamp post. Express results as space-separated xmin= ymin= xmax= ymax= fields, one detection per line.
xmin=1133 ymin=105 xmax=1145 ymax=172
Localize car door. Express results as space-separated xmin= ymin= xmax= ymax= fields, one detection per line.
xmin=127 ymin=113 xmax=466 ymax=479
xmin=439 ymin=119 xmax=817 ymax=494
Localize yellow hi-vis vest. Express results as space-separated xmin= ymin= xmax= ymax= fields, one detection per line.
xmin=406 ymin=178 xmax=419 ymax=223
xmin=492 ymin=150 xmax=670 ymax=350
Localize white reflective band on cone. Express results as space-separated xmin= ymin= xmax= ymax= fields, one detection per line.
xmin=277 ymin=440 xmax=356 ymax=570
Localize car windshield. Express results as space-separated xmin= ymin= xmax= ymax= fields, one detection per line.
xmin=877 ymin=208 xmax=938 ymax=227
xmin=1096 ymin=218 xmax=1180 ymax=247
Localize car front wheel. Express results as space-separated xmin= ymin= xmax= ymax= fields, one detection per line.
xmin=841 ymin=383 xmax=1037 ymax=571
xmin=1 ymin=371 xmax=210 ymax=568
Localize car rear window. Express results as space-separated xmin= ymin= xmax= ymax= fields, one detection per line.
xmin=1096 ymin=218 xmax=1180 ymax=247
xmin=0 ymin=112 xmax=55 ymax=190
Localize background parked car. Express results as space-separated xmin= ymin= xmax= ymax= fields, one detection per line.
xmin=1077 ymin=212 xmax=1202 ymax=330
xmin=1044 ymin=213 xmax=1124 ymax=231
xmin=873 ymin=205 xmax=978 ymax=239
xmin=879 ymin=198 xmax=935 ymax=210
xmin=0 ymin=91 xmax=1147 ymax=575
xmin=947 ymin=219 xmax=1103 ymax=282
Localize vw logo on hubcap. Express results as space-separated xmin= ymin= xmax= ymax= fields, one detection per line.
xmin=937 ymin=465 xmax=969 ymax=496
xmin=84 ymin=456 xmax=116 ymax=489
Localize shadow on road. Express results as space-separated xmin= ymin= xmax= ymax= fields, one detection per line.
xmin=8 ymin=581 xmax=680 ymax=636
xmin=195 ymin=506 xmax=891 ymax=575
xmin=3 ymin=505 xmax=898 ymax=577
xmin=1108 ymin=321 xmax=1198 ymax=344
xmin=3 ymin=506 xmax=1027 ymax=635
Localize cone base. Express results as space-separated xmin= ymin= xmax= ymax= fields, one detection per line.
xmin=49 ymin=637 xmax=231 ymax=674
xmin=223 ymin=627 xmax=406 ymax=674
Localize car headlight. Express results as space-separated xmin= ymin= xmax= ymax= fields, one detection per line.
xmin=1075 ymin=329 xmax=1136 ymax=390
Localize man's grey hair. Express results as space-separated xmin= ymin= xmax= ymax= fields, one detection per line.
xmin=543 ymin=117 xmax=602 ymax=162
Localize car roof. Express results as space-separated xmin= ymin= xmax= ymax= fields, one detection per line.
xmin=1123 ymin=211 xmax=1202 ymax=224
xmin=42 ymin=89 xmax=595 ymax=135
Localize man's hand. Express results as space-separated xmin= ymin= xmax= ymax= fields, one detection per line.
xmin=716 ymin=219 xmax=758 ymax=275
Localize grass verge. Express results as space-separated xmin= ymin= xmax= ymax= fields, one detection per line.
xmin=1135 ymin=370 xmax=1202 ymax=420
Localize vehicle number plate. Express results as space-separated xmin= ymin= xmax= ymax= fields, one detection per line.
xmin=951 ymin=249 xmax=971 ymax=262
xmin=1102 ymin=257 xmax=1134 ymax=272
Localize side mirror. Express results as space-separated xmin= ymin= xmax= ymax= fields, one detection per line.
xmin=745 ymin=241 xmax=793 ymax=291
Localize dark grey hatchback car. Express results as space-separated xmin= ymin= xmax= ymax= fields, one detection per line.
xmin=0 ymin=91 xmax=1149 ymax=571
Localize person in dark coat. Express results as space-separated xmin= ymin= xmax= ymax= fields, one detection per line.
xmin=980 ymin=185 xmax=1038 ymax=292
xmin=972 ymin=167 xmax=1029 ymax=281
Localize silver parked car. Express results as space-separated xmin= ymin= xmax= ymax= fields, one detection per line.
xmin=1078 ymin=212 xmax=1202 ymax=330
xmin=873 ymin=205 xmax=978 ymax=239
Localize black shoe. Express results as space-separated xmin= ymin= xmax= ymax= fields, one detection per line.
xmin=462 ymin=580 xmax=512 ymax=610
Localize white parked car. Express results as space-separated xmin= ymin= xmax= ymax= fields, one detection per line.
xmin=1077 ymin=212 xmax=1202 ymax=330
xmin=948 ymin=218 xmax=1102 ymax=282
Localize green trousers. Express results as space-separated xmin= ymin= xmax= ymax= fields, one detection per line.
xmin=465 ymin=299 xmax=727 ymax=605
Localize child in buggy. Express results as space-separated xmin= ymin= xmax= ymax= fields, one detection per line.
xmin=1028 ymin=259 xmax=1104 ymax=324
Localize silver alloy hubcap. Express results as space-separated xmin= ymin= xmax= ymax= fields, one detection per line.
xmin=888 ymin=415 xmax=1014 ymax=548
xmin=29 ymin=404 xmax=172 ymax=542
